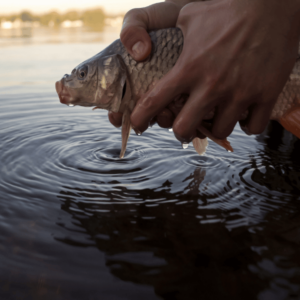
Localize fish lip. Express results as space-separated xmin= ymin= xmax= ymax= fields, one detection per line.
xmin=55 ymin=78 xmax=74 ymax=105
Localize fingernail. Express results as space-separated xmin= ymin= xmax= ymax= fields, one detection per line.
xmin=132 ymin=41 xmax=144 ymax=56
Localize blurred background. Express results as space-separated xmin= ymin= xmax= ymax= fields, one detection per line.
xmin=0 ymin=0 xmax=158 ymax=46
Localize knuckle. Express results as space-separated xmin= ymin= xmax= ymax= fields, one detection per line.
xmin=140 ymin=94 xmax=155 ymax=111
xmin=204 ymin=73 xmax=222 ymax=89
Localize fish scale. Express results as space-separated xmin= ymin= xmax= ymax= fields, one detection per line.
xmin=56 ymin=28 xmax=300 ymax=158
xmin=118 ymin=29 xmax=184 ymax=97
xmin=107 ymin=27 xmax=300 ymax=122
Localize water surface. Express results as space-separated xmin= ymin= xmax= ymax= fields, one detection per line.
xmin=1 ymin=30 xmax=300 ymax=300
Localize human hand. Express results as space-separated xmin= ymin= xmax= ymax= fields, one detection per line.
xmin=108 ymin=1 xmax=189 ymax=130
xmin=129 ymin=0 xmax=300 ymax=142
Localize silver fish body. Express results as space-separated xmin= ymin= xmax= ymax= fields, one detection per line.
xmin=56 ymin=28 xmax=300 ymax=157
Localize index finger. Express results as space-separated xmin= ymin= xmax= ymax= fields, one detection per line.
xmin=130 ymin=66 xmax=184 ymax=133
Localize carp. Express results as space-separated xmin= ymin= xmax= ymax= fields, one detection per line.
xmin=55 ymin=28 xmax=300 ymax=158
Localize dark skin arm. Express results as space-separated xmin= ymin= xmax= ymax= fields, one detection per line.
xmin=109 ymin=0 xmax=186 ymax=129
xmin=109 ymin=0 xmax=300 ymax=144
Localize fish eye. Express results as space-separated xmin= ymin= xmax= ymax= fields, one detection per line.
xmin=78 ymin=66 xmax=88 ymax=79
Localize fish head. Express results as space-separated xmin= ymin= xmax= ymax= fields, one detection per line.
xmin=55 ymin=52 xmax=128 ymax=112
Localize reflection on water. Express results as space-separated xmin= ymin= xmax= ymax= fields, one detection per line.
xmin=0 ymin=26 xmax=120 ymax=47
xmin=0 ymin=30 xmax=300 ymax=299
xmin=0 ymin=27 xmax=33 ymax=38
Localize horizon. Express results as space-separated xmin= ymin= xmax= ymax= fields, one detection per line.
xmin=0 ymin=0 xmax=158 ymax=15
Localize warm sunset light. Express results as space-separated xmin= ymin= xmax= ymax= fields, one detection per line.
xmin=0 ymin=0 xmax=159 ymax=14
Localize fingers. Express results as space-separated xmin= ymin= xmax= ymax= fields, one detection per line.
xmin=121 ymin=3 xmax=181 ymax=61
xmin=196 ymin=130 xmax=206 ymax=140
xmin=209 ymin=100 xmax=271 ymax=139
xmin=149 ymin=117 xmax=157 ymax=128
xmin=211 ymin=103 xmax=246 ymax=139
xmin=239 ymin=119 xmax=252 ymax=135
xmin=131 ymin=67 xmax=183 ymax=133
xmin=121 ymin=9 xmax=152 ymax=61
xmin=108 ymin=111 xmax=123 ymax=128
xmin=239 ymin=102 xmax=272 ymax=135
xmin=156 ymin=108 xmax=174 ymax=128
xmin=171 ymin=88 xmax=213 ymax=143
xmin=245 ymin=103 xmax=272 ymax=135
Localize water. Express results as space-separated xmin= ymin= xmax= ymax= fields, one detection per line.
xmin=1 ymin=29 xmax=300 ymax=300
xmin=182 ymin=142 xmax=189 ymax=149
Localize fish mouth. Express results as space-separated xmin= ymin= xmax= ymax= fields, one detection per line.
xmin=55 ymin=78 xmax=74 ymax=105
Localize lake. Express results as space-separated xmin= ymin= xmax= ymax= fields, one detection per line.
xmin=0 ymin=26 xmax=300 ymax=300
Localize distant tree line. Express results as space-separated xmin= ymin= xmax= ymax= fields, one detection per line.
xmin=0 ymin=8 xmax=108 ymax=30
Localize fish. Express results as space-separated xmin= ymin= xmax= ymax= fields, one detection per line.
xmin=55 ymin=28 xmax=300 ymax=158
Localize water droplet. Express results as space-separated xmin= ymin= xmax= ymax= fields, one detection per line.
xmin=68 ymin=104 xmax=74 ymax=107
xmin=137 ymin=133 xmax=141 ymax=136
xmin=227 ymin=149 xmax=232 ymax=153
xmin=182 ymin=142 xmax=189 ymax=149
xmin=133 ymin=128 xmax=142 ymax=136
xmin=168 ymin=128 xmax=173 ymax=132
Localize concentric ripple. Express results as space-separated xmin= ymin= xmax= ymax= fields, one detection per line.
xmin=1 ymin=42 xmax=300 ymax=300
xmin=1 ymin=96 xmax=299 ymax=218
xmin=94 ymin=147 xmax=145 ymax=163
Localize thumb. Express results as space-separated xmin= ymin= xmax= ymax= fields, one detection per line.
xmin=120 ymin=2 xmax=181 ymax=61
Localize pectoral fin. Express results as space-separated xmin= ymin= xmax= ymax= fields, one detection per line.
xmin=192 ymin=137 xmax=208 ymax=155
xmin=198 ymin=125 xmax=234 ymax=153
xmin=279 ymin=107 xmax=300 ymax=139
xmin=120 ymin=107 xmax=131 ymax=159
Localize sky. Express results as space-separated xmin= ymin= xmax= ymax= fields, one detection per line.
xmin=0 ymin=0 xmax=159 ymax=15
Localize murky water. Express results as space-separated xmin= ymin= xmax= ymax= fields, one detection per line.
xmin=1 ymin=30 xmax=300 ymax=300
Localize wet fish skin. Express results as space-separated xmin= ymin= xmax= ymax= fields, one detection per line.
xmin=56 ymin=28 xmax=300 ymax=158
xmin=119 ymin=28 xmax=184 ymax=100
xmin=56 ymin=28 xmax=187 ymax=157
